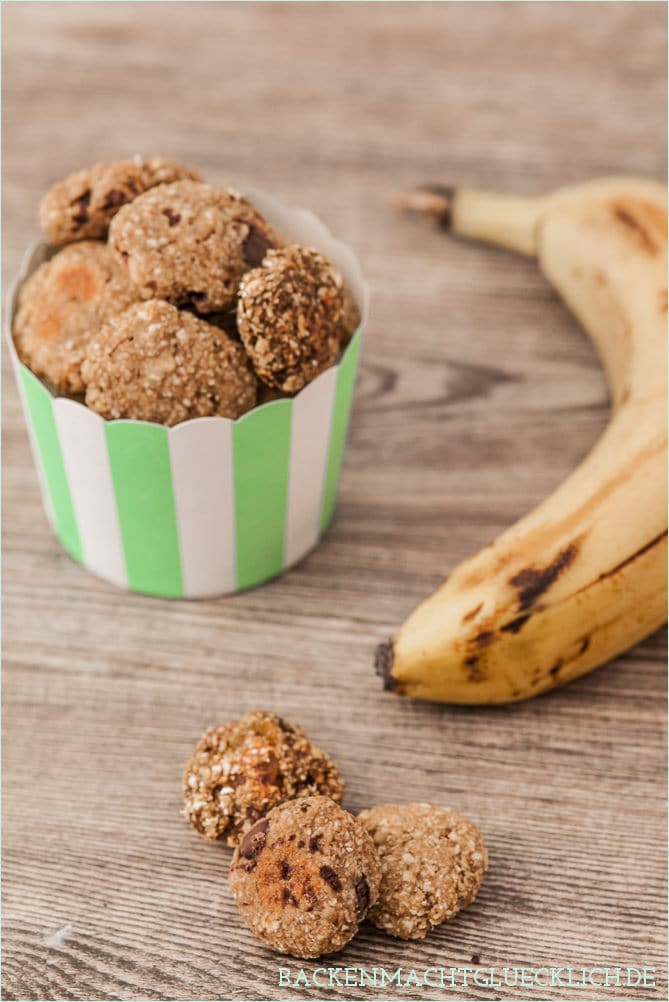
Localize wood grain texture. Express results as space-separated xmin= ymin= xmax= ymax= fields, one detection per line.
xmin=2 ymin=3 xmax=667 ymax=999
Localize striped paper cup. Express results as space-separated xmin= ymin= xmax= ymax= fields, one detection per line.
xmin=7 ymin=191 xmax=368 ymax=598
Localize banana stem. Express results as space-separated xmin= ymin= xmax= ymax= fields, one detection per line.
xmin=392 ymin=185 xmax=455 ymax=227
xmin=393 ymin=185 xmax=546 ymax=257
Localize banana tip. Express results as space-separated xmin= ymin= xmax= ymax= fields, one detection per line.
xmin=374 ymin=639 xmax=396 ymax=690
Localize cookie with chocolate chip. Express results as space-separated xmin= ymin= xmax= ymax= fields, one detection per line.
xmin=82 ymin=299 xmax=258 ymax=425
xmin=183 ymin=711 xmax=344 ymax=846
xmin=358 ymin=803 xmax=487 ymax=940
xmin=108 ymin=180 xmax=280 ymax=312
xmin=230 ymin=796 xmax=381 ymax=958
xmin=237 ymin=245 xmax=345 ymax=393
xmin=13 ymin=241 xmax=140 ymax=394
xmin=39 ymin=157 xmax=201 ymax=245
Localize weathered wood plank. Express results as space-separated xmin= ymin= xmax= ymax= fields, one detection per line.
xmin=2 ymin=2 xmax=667 ymax=999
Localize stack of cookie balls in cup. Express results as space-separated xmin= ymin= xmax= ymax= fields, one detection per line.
xmin=183 ymin=711 xmax=488 ymax=958
xmin=13 ymin=157 xmax=359 ymax=424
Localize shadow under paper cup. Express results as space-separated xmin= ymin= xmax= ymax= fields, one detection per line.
xmin=7 ymin=191 xmax=368 ymax=598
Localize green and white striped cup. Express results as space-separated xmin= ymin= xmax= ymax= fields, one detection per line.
xmin=8 ymin=191 xmax=368 ymax=598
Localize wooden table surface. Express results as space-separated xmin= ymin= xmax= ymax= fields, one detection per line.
xmin=3 ymin=3 xmax=667 ymax=1000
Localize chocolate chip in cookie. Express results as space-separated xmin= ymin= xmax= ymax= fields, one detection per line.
xmin=39 ymin=157 xmax=201 ymax=244
xmin=109 ymin=180 xmax=281 ymax=312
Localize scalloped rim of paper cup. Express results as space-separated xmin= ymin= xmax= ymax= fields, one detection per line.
xmin=6 ymin=188 xmax=370 ymax=430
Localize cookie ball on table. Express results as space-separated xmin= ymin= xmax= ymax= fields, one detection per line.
xmin=108 ymin=180 xmax=280 ymax=312
xmin=237 ymin=245 xmax=345 ymax=394
xmin=183 ymin=711 xmax=344 ymax=846
xmin=13 ymin=241 xmax=140 ymax=395
xmin=81 ymin=299 xmax=258 ymax=425
xmin=358 ymin=803 xmax=487 ymax=940
xmin=230 ymin=796 xmax=381 ymax=958
xmin=39 ymin=157 xmax=201 ymax=245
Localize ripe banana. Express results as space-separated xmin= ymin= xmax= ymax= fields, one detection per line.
xmin=377 ymin=177 xmax=667 ymax=704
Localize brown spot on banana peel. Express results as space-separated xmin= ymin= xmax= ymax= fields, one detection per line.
xmin=613 ymin=206 xmax=659 ymax=254
xmin=590 ymin=529 xmax=667 ymax=584
xmin=509 ymin=542 xmax=580 ymax=610
xmin=611 ymin=198 xmax=667 ymax=254
xmin=462 ymin=602 xmax=483 ymax=623
xmin=501 ymin=614 xmax=531 ymax=634
xmin=464 ymin=655 xmax=484 ymax=684
xmin=474 ymin=629 xmax=495 ymax=647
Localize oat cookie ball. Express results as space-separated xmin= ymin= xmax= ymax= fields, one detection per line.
xmin=39 ymin=157 xmax=201 ymax=245
xmin=237 ymin=245 xmax=345 ymax=394
xmin=230 ymin=796 xmax=381 ymax=958
xmin=183 ymin=711 xmax=344 ymax=846
xmin=109 ymin=180 xmax=279 ymax=312
xmin=13 ymin=241 xmax=140 ymax=395
xmin=82 ymin=299 xmax=257 ymax=425
xmin=358 ymin=803 xmax=487 ymax=940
